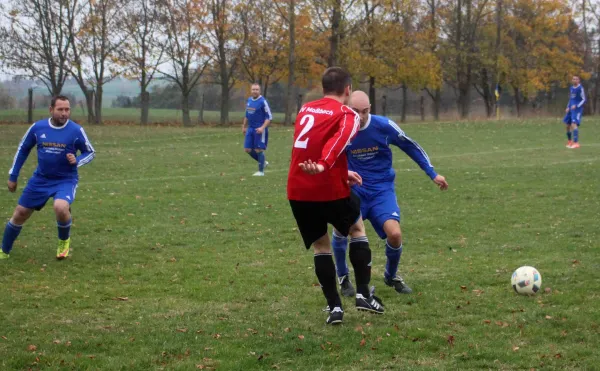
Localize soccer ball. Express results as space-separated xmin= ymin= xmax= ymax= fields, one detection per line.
xmin=511 ymin=266 xmax=542 ymax=295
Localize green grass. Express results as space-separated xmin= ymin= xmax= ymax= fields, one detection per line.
xmin=1 ymin=118 xmax=599 ymax=370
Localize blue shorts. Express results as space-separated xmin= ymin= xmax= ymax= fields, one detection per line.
xmin=353 ymin=185 xmax=400 ymax=239
xmin=244 ymin=127 xmax=268 ymax=150
xmin=563 ymin=109 xmax=583 ymax=125
xmin=18 ymin=176 xmax=78 ymax=211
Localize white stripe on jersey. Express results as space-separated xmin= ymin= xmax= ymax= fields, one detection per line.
xmin=9 ymin=123 xmax=35 ymax=176
xmin=263 ymin=100 xmax=273 ymax=120
xmin=578 ymin=87 xmax=586 ymax=108
xmin=386 ymin=119 xmax=434 ymax=168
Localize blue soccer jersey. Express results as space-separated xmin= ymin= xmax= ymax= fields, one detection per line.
xmin=9 ymin=118 xmax=95 ymax=182
xmin=568 ymin=85 xmax=586 ymax=110
xmin=245 ymin=95 xmax=272 ymax=128
xmin=347 ymin=114 xmax=437 ymax=190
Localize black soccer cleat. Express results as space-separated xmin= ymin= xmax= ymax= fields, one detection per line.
xmin=339 ymin=274 xmax=356 ymax=297
xmin=326 ymin=306 xmax=344 ymax=325
xmin=356 ymin=293 xmax=385 ymax=314
xmin=384 ymin=275 xmax=413 ymax=294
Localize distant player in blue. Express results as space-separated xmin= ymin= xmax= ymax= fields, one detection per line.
xmin=563 ymin=75 xmax=585 ymax=149
xmin=242 ymin=83 xmax=272 ymax=176
xmin=1 ymin=96 xmax=95 ymax=260
xmin=332 ymin=91 xmax=448 ymax=295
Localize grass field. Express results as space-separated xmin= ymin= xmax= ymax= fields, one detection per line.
xmin=0 ymin=118 xmax=599 ymax=370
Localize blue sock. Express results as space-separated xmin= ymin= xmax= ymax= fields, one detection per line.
xmin=57 ymin=219 xmax=71 ymax=241
xmin=331 ymin=231 xmax=349 ymax=277
xmin=247 ymin=151 xmax=258 ymax=162
xmin=573 ymin=128 xmax=579 ymax=142
xmin=567 ymin=131 xmax=572 ymax=141
xmin=2 ymin=221 xmax=23 ymax=254
xmin=257 ymin=152 xmax=265 ymax=172
xmin=384 ymin=241 xmax=403 ymax=280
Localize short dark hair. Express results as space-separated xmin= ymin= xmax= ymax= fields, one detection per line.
xmin=251 ymin=83 xmax=261 ymax=88
xmin=322 ymin=67 xmax=351 ymax=96
xmin=50 ymin=95 xmax=70 ymax=107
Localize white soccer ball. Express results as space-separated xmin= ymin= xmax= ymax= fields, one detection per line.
xmin=511 ymin=266 xmax=542 ymax=295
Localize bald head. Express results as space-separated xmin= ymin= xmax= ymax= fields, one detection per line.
xmin=349 ymin=90 xmax=371 ymax=127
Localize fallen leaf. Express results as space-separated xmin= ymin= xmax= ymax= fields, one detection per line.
xmin=297 ymin=335 xmax=304 ymax=340
xmin=114 ymin=297 xmax=128 ymax=301
xmin=284 ymin=328 xmax=291 ymax=332
xmin=53 ymin=339 xmax=61 ymax=344
xmin=483 ymin=320 xmax=491 ymax=324
xmin=320 ymin=344 xmax=326 ymax=350
xmin=360 ymin=338 xmax=367 ymax=347
xmin=88 ymin=355 xmax=96 ymax=359
xmin=545 ymin=315 xmax=552 ymax=320
xmin=169 ymin=257 xmax=177 ymax=262
xmin=28 ymin=345 xmax=37 ymax=352
xmin=560 ymin=330 xmax=567 ymax=337
xmin=213 ymin=333 xmax=221 ymax=339
xmin=512 ymin=346 xmax=520 ymax=351
xmin=211 ymin=213 xmax=218 ymax=216
xmin=447 ymin=335 xmax=455 ymax=347
xmin=177 ymin=328 xmax=188 ymax=333
xmin=355 ymin=325 xmax=364 ymax=333
xmin=1 ymin=336 xmax=7 ymax=340
xmin=65 ymin=341 xmax=72 ymax=347
xmin=554 ymin=353 xmax=562 ymax=359
xmin=460 ymin=285 xmax=467 ymax=290
xmin=257 ymin=354 xmax=264 ymax=361
xmin=295 ymin=348 xmax=303 ymax=352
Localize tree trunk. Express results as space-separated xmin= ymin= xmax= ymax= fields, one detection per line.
xmin=141 ymin=90 xmax=150 ymax=126
xmin=284 ymin=0 xmax=296 ymax=125
xmin=401 ymin=84 xmax=408 ymax=123
xmin=328 ymin=0 xmax=342 ymax=67
xmin=420 ymin=95 xmax=425 ymax=121
xmin=369 ymin=76 xmax=376 ymax=115
xmin=182 ymin=93 xmax=192 ymax=127
xmin=514 ymin=86 xmax=521 ymax=117
xmin=432 ymin=88 xmax=441 ymax=121
xmin=220 ymin=83 xmax=230 ymax=125
xmin=85 ymin=90 xmax=95 ymax=124
xmin=481 ymin=68 xmax=493 ymax=117
xmin=94 ymin=85 xmax=103 ymax=125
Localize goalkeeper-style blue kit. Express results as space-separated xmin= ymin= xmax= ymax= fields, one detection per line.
xmin=244 ymin=95 xmax=272 ymax=150
xmin=563 ymin=84 xmax=586 ymax=126
xmin=332 ymin=114 xmax=437 ymax=282
xmin=347 ymin=114 xmax=437 ymax=238
xmin=8 ymin=118 xmax=95 ymax=210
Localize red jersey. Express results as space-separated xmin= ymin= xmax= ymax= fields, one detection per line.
xmin=287 ymin=97 xmax=360 ymax=201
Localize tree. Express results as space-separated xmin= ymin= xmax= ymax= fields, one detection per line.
xmin=503 ymin=0 xmax=584 ymax=116
xmin=275 ymin=0 xmax=297 ymax=125
xmin=422 ymin=0 xmax=444 ymax=120
xmin=240 ymin=0 xmax=287 ymax=99
xmin=158 ymin=0 xmax=211 ymax=127
xmin=123 ymin=0 xmax=164 ymax=125
xmin=69 ymin=0 xmax=129 ymax=124
xmin=0 ymin=0 xmax=77 ymax=96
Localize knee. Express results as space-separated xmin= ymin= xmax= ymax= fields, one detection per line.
xmin=387 ymin=231 xmax=402 ymax=247
xmin=313 ymin=236 xmax=332 ymax=254
xmin=53 ymin=201 xmax=71 ymax=219
xmin=348 ymin=219 xmax=365 ymax=238
xmin=254 ymin=149 xmax=264 ymax=153
xmin=244 ymin=148 xmax=252 ymax=153
xmin=11 ymin=206 xmax=32 ymax=224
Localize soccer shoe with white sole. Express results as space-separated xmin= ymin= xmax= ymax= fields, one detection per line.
xmin=0 ymin=252 xmax=9 ymax=259
xmin=570 ymin=142 xmax=581 ymax=149
xmin=566 ymin=140 xmax=573 ymax=148
xmin=326 ymin=306 xmax=344 ymax=325
xmin=338 ymin=275 xmax=356 ymax=297
xmin=384 ymin=275 xmax=413 ymax=294
xmin=252 ymin=171 xmax=265 ymax=176
xmin=56 ymin=238 xmax=70 ymax=260
xmin=356 ymin=292 xmax=385 ymax=314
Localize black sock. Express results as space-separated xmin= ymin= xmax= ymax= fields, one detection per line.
xmin=349 ymin=237 xmax=371 ymax=297
xmin=314 ymin=253 xmax=342 ymax=309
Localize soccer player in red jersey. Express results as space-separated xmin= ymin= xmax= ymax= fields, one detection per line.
xmin=287 ymin=67 xmax=384 ymax=325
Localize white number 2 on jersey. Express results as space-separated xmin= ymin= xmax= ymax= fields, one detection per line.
xmin=294 ymin=114 xmax=314 ymax=149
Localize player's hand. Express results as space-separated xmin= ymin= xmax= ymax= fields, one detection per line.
xmin=571 ymin=105 xmax=577 ymax=111
xmin=348 ymin=171 xmax=362 ymax=187
xmin=298 ymin=160 xmax=325 ymax=175
xmin=433 ymin=175 xmax=449 ymax=191
xmin=7 ymin=180 xmax=17 ymax=192
xmin=256 ymin=127 xmax=264 ymax=134
xmin=242 ymin=127 xmax=247 ymax=134
xmin=565 ymin=107 xmax=570 ymax=113
xmin=66 ymin=153 xmax=77 ymax=166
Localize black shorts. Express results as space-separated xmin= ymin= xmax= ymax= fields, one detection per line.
xmin=289 ymin=192 xmax=361 ymax=249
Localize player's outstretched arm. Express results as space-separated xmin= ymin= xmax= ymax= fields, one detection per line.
xmin=74 ymin=128 xmax=95 ymax=167
xmin=8 ymin=124 xmax=37 ymax=185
